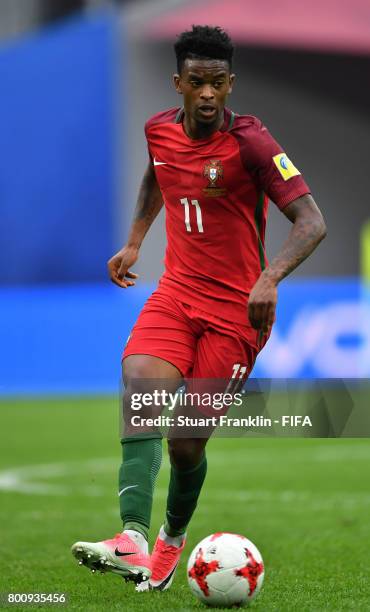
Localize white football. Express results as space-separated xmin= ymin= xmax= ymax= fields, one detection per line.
xmin=187 ymin=532 xmax=264 ymax=607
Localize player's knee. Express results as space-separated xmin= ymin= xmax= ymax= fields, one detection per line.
xmin=168 ymin=438 xmax=205 ymax=470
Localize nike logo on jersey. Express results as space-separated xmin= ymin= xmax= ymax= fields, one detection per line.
xmin=153 ymin=158 xmax=167 ymax=166
xmin=118 ymin=484 xmax=138 ymax=496
xmin=114 ymin=548 xmax=136 ymax=557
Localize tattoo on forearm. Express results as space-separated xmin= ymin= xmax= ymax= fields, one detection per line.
xmin=134 ymin=168 xmax=162 ymax=223
xmin=268 ymin=213 xmax=326 ymax=282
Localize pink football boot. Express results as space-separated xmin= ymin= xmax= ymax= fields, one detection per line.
xmin=150 ymin=526 xmax=186 ymax=590
xmin=71 ymin=532 xmax=151 ymax=584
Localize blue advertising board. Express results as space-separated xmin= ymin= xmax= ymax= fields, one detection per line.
xmin=0 ymin=279 xmax=368 ymax=394
xmin=0 ymin=12 xmax=117 ymax=284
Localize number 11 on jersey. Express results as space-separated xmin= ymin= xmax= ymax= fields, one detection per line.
xmin=180 ymin=198 xmax=204 ymax=233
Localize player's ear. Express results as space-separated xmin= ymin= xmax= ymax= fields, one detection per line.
xmin=228 ymin=73 xmax=235 ymax=94
xmin=173 ymin=73 xmax=183 ymax=94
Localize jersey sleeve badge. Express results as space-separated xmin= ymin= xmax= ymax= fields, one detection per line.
xmin=272 ymin=153 xmax=301 ymax=181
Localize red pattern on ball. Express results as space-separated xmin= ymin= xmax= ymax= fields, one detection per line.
xmin=210 ymin=532 xmax=246 ymax=541
xmin=235 ymin=548 xmax=264 ymax=595
xmin=188 ymin=548 xmax=220 ymax=596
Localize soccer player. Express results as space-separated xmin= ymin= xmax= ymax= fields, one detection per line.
xmin=72 ymin=25 xmax=326 ymax=590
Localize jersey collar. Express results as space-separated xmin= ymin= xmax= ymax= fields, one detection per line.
xmin=175 ymin=107 xmax=236 ymax=133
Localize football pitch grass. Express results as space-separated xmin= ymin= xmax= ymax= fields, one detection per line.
xmin=1 ymin=397 xmax=370 ymax=611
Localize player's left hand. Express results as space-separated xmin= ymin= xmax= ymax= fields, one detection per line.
xmin=248 ymin=273 xmax=277 ymax=333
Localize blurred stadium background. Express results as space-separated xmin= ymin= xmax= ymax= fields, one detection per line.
xmin=1 ymin=0 xmax=369 ymax=396
xmin=0 ymin=0 xmax=369 ymax=394
xmin=1 ymin=3 xmax=370 ymax=609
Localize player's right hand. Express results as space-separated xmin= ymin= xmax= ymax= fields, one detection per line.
xmin=107 ymin=245 xmax=139 ymax=288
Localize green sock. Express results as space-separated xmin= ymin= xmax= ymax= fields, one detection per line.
xmin=119 ymin=435 xmax=162 ymax=540
xmin=164 ymin=454 xmax=207 ymax=537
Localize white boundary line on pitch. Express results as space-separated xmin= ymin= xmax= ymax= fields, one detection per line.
xmin=0 ymin=456 xmax=370 ymax=511
xmin=0 ymin=457 xmax=118 ymax=496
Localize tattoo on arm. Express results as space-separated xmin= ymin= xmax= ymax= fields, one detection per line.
xmin=134 ymin=163 xmax=162 ymax=223
xmin=265 ymin=194 xmax=327 ymax=284
xmin=127 ymin=162 xmax=163 ymax=248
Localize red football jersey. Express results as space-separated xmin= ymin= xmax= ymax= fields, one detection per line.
xmin=145 ymin=107 xmax=310 ymax=325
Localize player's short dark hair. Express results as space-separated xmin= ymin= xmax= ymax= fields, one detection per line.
xmin=174 ymin=25 xmax=234 ymax=74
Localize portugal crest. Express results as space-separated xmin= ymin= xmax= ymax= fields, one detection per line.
xmin=203 ymin=160 xmax=226 ymax=197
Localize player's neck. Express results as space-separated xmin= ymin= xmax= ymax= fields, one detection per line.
xmin=183 ymin=110 xmax=224 ymax=140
